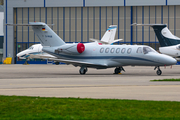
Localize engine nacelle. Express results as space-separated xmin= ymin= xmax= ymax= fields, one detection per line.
xmin=55 ymin=43 xmax=85 ymax=55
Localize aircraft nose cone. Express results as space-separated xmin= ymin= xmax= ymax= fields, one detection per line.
xmin=164 ymin=55 xmax=177 ymax=65
xmin=17 ymin=53 xmax=21 ymax=57
xmin=170 ymin=57 xmax=177 ymax=65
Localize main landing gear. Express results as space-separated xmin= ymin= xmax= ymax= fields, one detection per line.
xmin=154 ymin=66 xmax=162 ymax=75
xmin=114 ymin=67 xmax=125 ymax=74
xmin=55 ymin=61 xmax=59 ymax=65
xmin=79 ymin=66 xmax=88 ymax=75
xmin=23 ymin=58 xmax=29 ymax=65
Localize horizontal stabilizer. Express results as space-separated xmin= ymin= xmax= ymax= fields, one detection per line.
xmin=131 ymin=23 xmax=166 ymax=27
xmin=6 ymin=22 xmax=54 ymax=26
xmin=90 ymin=38 xmax=110 ymax=44
xmin=8 ymin=22 xmax=65 ymax=47
xmin=111 ymin=39 xmax=123 ymax=44
xmin=90 ymin=38 xmax=123 ymax=45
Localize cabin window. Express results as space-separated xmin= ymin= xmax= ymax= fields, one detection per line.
xmin=100 ymin=48 xmax=104 ymax=53
xmin=121 ymin=48 xmax=126 ymax=54
xmin=111 ymin=48 xmax=115 ymax=53
xmin=116 ymin=48 xmax=120 ymax=53
xmin=127 ymin=48 xmax=132 ymax=54
xmin=136 ymin=47 xmax=142 ymax=53
xmin=105 ymin=48 xmax=110 ymax=53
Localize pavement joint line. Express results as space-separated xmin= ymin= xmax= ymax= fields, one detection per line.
xmin=1 ymin=84 xmax=180 ymax=89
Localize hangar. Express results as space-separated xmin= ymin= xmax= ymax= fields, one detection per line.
xmin=3 ymin=0 xmax=180 ymax=64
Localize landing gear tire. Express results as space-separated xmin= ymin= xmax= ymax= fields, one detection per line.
xmin=55 ymin=62 xmax=59 ymax=65
xmin=114 ymin=68 xmax=121 ymax=74
xmin=79 ymin=67 xmax=88 ymax=75
xmin=114 ymin=67 xmax=125 ymax=74
xmin=79 ymin=69 xmax=86 ymax=75
xmin=154 ymin=66 xmax=162 ymax=75
xmin=156 ymin=69 xmax=162 ymax=75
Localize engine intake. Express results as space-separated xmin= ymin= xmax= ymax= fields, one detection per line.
xmin=77 ymin=43 xmax=85 ymax=53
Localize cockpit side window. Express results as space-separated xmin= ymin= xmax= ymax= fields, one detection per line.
xmin=176 ymin=45 xmax=180 ymax=50
xmin=28 ymin=46 xmax=34 ymax=50
xmin=143 ymin=47 xmax=156 ymax=54
xmin=136 ymin=47 xmax=142 ymax=53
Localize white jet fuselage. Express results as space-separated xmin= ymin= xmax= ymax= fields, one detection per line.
xmin=17 ymin=44 xmax=55 ymax=59
xmin=159 ymin=45 xmax=180 ymax=58
xmin=43 ymin=44 xmax=176 ymax=69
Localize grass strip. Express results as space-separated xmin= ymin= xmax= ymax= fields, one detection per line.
xmin=151 ymin=78 xmax=180 ymax=81
xmin=0 ymin=95 xmax=180 ymax=119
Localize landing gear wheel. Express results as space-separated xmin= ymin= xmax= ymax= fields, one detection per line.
xmin=114 ymin=67 xmax=124 ymax=74
xmin=154 ymin=66 xmax=162 ymax=76
xmin=55 ymin=62 xmax=59 ymax=65
xmin=156 ymin=69 xmax=162 ymax=75
xmin=79 ymin=69 xmax=86 ymax=75
xmin=79 ymin=67 xmax=88 ymax=75
xmin=114 ymin=68 xmax=121 ymax=74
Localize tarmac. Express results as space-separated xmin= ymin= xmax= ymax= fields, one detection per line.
xmin=0 ymin=64 xmax=180 ymax=101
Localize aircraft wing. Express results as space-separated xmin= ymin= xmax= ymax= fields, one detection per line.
xmin=48 ymin=58 xmax=108 ymax=69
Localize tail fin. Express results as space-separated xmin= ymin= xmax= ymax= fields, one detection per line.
xmin=132 ymin=23 xmax=180 ymax=47
xmin=30 ymin=22 xmax=65 ymax=47
xmin=101 ymin=25 xmax=117 ymax=44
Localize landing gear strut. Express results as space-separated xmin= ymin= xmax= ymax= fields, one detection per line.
xmin=23 ymin=58 xmax=29 ymax=65
xmin=79 ymin=66 xmax=88 ymax=75
xmin=154 ymin=66 xmax=162 ymax=75
xmin=114 ymin=67 xmax=125 ymax=74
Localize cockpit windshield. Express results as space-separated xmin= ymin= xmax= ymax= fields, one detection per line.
xmin=143 ymin=47 xmax=156 ymax=54
xmin=176 ymin=45 xmax=180 ymax=50
xmin=28 ymin=46 xmax=34 ymax=50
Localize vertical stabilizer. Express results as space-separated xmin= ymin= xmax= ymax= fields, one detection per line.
xmin=132 ymin=23 xmax=180 ymax=47
xmin=152 ymin=25 xmax=180 ymax=47
xmin=30 ymin=22 xmax=65 ymax=47
xmin=101 ymin=25 xmax=117 ymax=44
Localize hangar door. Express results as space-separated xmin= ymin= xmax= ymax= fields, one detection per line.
xmin=14 ymin=6 xmax=131 ymax=64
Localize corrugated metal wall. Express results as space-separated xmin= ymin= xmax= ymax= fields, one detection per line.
xmin=133 ymin=6 xmax=180 ymax=49
xmin=14 ymin=5 xmax=180 ymax=58
xmin=15 ymin=6 xmax=131 ymax=54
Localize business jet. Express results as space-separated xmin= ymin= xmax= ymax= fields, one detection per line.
xmin=132 ymin=23 xmax=180 ymax=60
xmin=17 ymin=25 xmax=122 ymax=64
xmin=8 ymin=22 xmax=177 ymax=75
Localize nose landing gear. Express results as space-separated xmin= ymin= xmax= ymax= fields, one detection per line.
xmin=79 ymin=66 xmax=88 ymax=75
xmin=154 ymin=66 xmax=162 ymax=75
